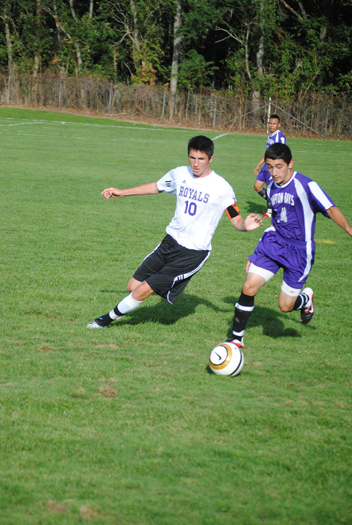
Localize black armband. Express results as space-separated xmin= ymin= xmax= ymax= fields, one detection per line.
xmin=226 ymin=203 xmax=240 ymax=219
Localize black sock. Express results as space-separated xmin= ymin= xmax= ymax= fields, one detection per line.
xmin=113 ymin=306 xmax=124 ymax=317
xmin=97 ymin=305 xmax=125 ymax=327
xmin=231 ymin=292 xmax=255 ymax=341
xmin=257 ymin=188 xmax=267 ymax=200
xmin=97 ymin=313 xmax=114 ymax=326
xmin=257 ymin=187 xmax=273 ymax=211
xmin=293 ymin=292 xmax=309 ymax=311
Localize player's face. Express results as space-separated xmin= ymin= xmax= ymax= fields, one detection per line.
xmin=268 ymin=118 xmax=280 ymax=133
xmin=266 ymin=157 xmax=294 ymax=185
xmin=188 ymin=149 xmax=214 ymax=178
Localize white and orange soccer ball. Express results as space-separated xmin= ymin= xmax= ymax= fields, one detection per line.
xmin=209 ymin=342 xmax=244 ymax=377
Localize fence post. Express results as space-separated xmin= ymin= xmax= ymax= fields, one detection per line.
xmin=7 ymin=75 xmax=11 ymax=104
xmin=59 ymin=81 xmax=62 ymax=108
xmin=161 ymin=89 xmax=166 ymax=120
xmin=213 ymin=96 xmax=217 ymax=128
xmin=108 ymin=82 xmax=113 ymax=113
xmin=267 ymin=96 xmax=272 ymax=133
xmin=324 ymin=107 xmax=329 ymax=138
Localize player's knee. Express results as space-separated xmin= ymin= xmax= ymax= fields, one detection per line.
xmin=242 ymin=281 xmax=257 ymax=296
xmin=127 ymin=278 xmax=138 ymax=293
xmin=278 ymin=301 xmax=293 ymax=313
xmin=279 ymin=305 xmax=289 ymax=313
xmin=132 ymin=282 xmax=154 ymax=301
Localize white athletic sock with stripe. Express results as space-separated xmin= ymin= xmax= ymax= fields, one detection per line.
xmin=109 ymin=293 xmax=143 ymax=319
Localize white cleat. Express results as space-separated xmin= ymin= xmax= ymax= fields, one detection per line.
xmin=300 ymin=288 xmax=314 ymax=325
xmin=86 ymin=318 xmax=106 ymax=329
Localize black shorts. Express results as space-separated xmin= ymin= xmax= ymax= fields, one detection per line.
xmin=133 ymin=234 xmax=210 ymax=304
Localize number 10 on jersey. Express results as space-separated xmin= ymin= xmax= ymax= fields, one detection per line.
xmin=184 ymin=200 xmax=197 ymax=216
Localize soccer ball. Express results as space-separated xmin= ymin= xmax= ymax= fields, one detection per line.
xmin=209 ymin=342 xmax=244 ymax=377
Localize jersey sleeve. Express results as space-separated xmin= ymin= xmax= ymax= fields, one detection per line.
xmin=223 ymin=184 xmax=237 ymax=216
xmin=308 ymin=181 xmax=335 ymax=216
xmin=279 ymin=132 xmax=286 ymax=144
xmin=157 ymin=170 xmax=177 ymax=195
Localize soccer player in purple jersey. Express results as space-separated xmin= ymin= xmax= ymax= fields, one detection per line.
xmin=227 ymin=143 xmax=352 ymax=349
xmin=253 ymin=114 xmax=286 ymax=218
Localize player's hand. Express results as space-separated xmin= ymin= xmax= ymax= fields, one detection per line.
xmin=245 ymin=259 xmax=251 ymax=273
xmin=244 ymin=213 xmax=263 ymax=230
xmin=253 ymin=167 xmax=259 ymax=175
xmin=101 ymin=187 xmax=124 ymax=199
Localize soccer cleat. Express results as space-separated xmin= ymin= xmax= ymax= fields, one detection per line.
xmin=86 ymin=317 xmax=109 ymax=329
xmin=226 ymin=338 xmax=244 ymax=348
xmin=300 ymin=288 xmax=314 ymax=325
xmin=263 ymin=209 xmax=272 ymax=218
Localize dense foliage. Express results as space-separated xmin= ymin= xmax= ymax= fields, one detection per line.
xmin=1 ymin=0 xmax=352 ymax=98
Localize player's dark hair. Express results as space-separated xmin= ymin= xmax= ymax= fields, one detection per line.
xmin=188 ymin=136 xmax=214 ymax=159
xmin=269 ymin=114 xmax=280 ymax=122
xmin=265 ymin=143 xmax=292 ymax=164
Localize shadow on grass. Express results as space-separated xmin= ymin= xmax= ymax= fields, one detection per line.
xmin=107 ymin=293 xmax=230 ymax=327
xmin=222 ymin=295 xmax=316 ymax=340
xmin=245 ymin=199 xmax=267 ymax=215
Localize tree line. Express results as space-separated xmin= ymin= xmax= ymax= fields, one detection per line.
xmin=1 ymin=0 xmax=351 ymax=109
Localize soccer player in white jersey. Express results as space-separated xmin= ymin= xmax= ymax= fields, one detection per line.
xmin=253 ymin=114 xmax=286 ymax=218
xmin=227 ymin=143 xmax=352 ymax=348
xmin=87 ymin=136 xmax=263 ymax=329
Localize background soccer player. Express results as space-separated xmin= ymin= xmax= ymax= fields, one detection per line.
xmin=228 ymin=143 xmax=352 ymax=348
xmin=253 ymin=114 xmax=286 ymax=217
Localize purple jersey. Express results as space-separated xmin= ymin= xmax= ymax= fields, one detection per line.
xmin=266 ymin=130 xmax=286 ymax=149
xmin=256 ymin=130 xmax=287 ymax=184
xmin=250 ymin=171 xmax=335 ymax=288
xmin=267 ymin=171 xmax=335 ymax=243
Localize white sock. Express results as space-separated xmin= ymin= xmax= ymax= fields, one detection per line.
xmin=110 ymin=293 xmax=143 ymax=318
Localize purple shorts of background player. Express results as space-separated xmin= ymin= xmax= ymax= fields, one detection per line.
xmin=256 ymin=164 xmax=273 ymax=186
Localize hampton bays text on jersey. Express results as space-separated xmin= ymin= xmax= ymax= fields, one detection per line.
xmin=270 ymin=191 xmax=295 ymax=206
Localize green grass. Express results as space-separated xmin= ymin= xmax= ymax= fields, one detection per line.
xmin=0 ymin=107 xmax=351 ymax=525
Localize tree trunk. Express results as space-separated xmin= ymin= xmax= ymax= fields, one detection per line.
xmin=252 ymin=3 xmax=264 ymax=113
xmin=169 ymin=0 xmax=182 ymax=120
xmin=53 ymin=1 xmax=61 ymax=43
xmin=33 ymin=0 xmax=42 ymax=77
xmin=130 ymin=0 xmax=141 ymax=69
xmin=245 ymin=25 xmax=251 ymax=80
xmin=68 ymin=0 xmax=83 ymax=74
xmin=69 ymin=0 xmax=78 ymax=21
xmin=5 ymin=19 xmax=14 ymax=75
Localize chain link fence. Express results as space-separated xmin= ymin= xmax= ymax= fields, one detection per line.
xmin=0 ymin=73 xmax=351 ymax=139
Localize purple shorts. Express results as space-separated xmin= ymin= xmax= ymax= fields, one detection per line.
xmin=249 ymin=228 xmax=315 ymax=290
xmin=256 ymin=164 xmax=273 ymax=185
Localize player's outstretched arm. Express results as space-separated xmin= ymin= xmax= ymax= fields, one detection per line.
xmin=101 ymin=182 xmax=160 ymax=200
xmin=327 ymin=206 xmax=352 ymax=237
xmin=230 ymin=213 xmax=263 ymax=232
xmin=254 ymin=156 xmax=265 ymax=175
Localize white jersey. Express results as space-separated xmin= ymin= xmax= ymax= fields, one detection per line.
xmin=157 ymin=166 xmax=236 ymax=251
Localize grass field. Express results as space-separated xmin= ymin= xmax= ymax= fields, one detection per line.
xmin=0 ymin=107 xmax=351 ymax=525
